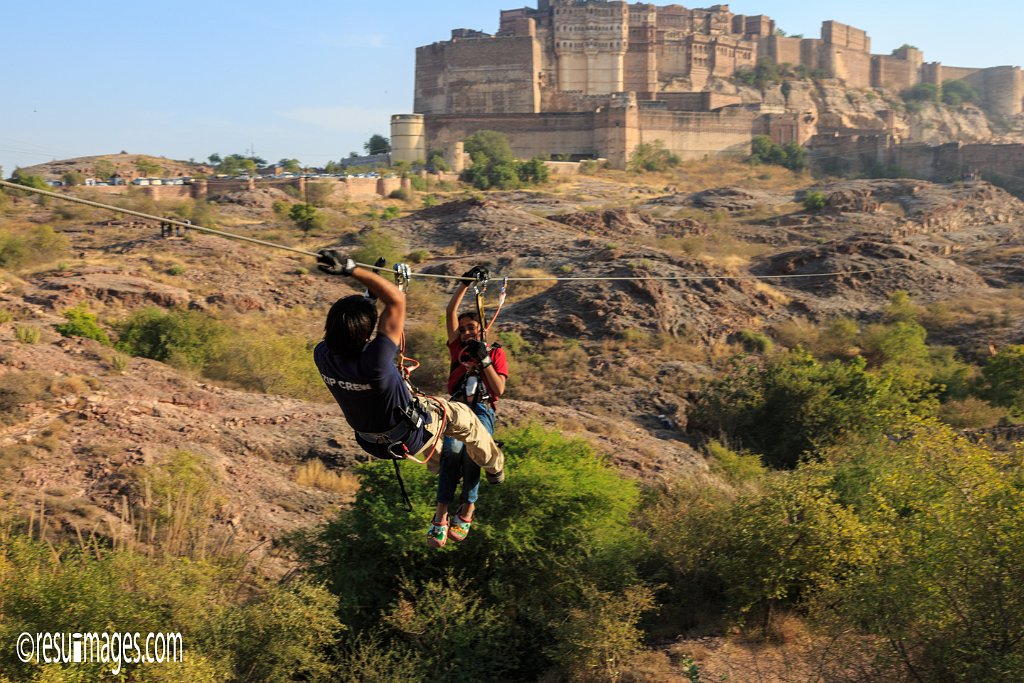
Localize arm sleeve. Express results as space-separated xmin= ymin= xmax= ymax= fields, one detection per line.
xmin=490 ymin=347 xmax=509 ymax=378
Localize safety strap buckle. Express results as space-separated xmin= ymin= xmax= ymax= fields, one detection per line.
xmin=394 ymin=263 xmax=412 ymax=292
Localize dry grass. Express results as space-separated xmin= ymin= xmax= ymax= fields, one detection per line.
xmin=505 ymin=267 xmax=558 ymax=303
xmin=295 ymin=459 xmax=360 ymax=494
xmin=753 ymin=281 xmax=792 ymax=306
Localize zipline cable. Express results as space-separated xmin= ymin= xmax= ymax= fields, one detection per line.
xmin=0 ymin=179 xmax=319 ymax=258
xmin=0 ymin=179 xmax=911 ymax=283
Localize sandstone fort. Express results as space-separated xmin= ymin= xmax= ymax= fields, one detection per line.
xmin=390 ymin=0 xmax=1024 ymax=172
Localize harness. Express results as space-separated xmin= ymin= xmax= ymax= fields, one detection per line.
xmin=355 ymin=401 xmax=429 ymax=460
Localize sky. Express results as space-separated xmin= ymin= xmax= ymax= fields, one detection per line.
xmin=1 ymin=1 xmax=1021 ymax=174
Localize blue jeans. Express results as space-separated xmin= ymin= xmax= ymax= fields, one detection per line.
xmin=436 ymin=402 xmax=495 ymax=506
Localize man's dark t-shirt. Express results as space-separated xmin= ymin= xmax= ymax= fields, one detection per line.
xmin=314 ymin=335 xmax=428 ymax=458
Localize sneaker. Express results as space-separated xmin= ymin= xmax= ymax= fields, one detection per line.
xmin=448 ymin=507 xmax=473 ymax=542
xmin=426 ymin=516 xmax=448 ymax=548
xmin=486 ymin=469 xmax=505 ymax=485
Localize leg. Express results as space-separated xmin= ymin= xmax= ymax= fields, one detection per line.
xmin=431 ymin=398 xmax=504 ymax=478
xmin=458 ymin=403 xmax=494 ymax=511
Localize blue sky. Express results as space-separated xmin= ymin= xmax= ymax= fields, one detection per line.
xmin=1 ymin=1 xmax=1020 ymax=174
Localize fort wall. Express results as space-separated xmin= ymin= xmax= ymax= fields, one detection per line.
xmin=964 ymin=67 xmax=1024 ymax=118
xmin=872 ymin=53 xmax=920 ymax=90
xmin=637 ymin=108 xmax=753 ymax=160
xmin=415 ymin=34 xmax=540 ymax=115
xmin=760 ymin=35 xmax=802 ymax=66
xmin=425 ymin=112 xmax=599 ymax=162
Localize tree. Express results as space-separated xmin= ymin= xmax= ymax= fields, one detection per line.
xmin=693 ymin=349 xmax=927 ymax=468
xmin=942 ymin=79 xmax=979 ymax=106
xmin=278 ymin=158 xmax=302 ymax=173
xmin=10 ymin=168 xmax=49 ymax=190
xmin=979 ymin=345 xmax=1024 ymax=416
xmin=94 ymin=160 xmax=116 ymax=179
xmin=363 ymin=134 xmax=391 ymax=155
xmin=208 ymin=153 xmax=222 ymax=165
xmin=628 ymin=140 xmax=681 ymax=173
xmin=901 ymin=83 xmax=939 ymax=103
xmin=61 ymin=171 xmax=86 ymax=187
xmin=288 ymin=203 xmax=323 ymax=234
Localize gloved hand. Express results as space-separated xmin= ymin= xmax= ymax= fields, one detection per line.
xmin=463 ymin=339 xmax=492 ymax=367
xmin=317 ymin=249 xmax=356 ymax=276
xmin=460 ymin=265 xmax=489 ymax=284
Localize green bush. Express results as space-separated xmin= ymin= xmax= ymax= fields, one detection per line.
xmin=289 ymin=203 xmax=323 ymax=233
xmin=54 ymin=304 xmax=111 ymax=345
xmin=901 ymin=83 xmax=939 ymax=103
xmin=802 ymin=190 xmax=826 ymax=212
xmin=297 ymin=424 xmax=647 ymax=681
xmin=814 ymin=418 xmax=1024 ymax=680
xmin=979 ymin=344 xmax=1024 ymax=416
xmin=0 ymin=535 xmax=342 ymax=681
xmin=941 ymin=79 xmax=979 ymax=106
xmin=628 ymin=140 xmax=680 ymax=173
xmin=350 ymin=229 xmax=405 ymax=266
xmin=0 ymin=225 xmax=69 ymax=270
xmin=693 ymin=349 xmax=927 ymax=468
xmin=205 ymin=329 xmax=324 ymax=399
xmin=460 ymin=131 xmax=549 ymax=190
xmin=115 ymin=307 xmax=225 ymax=371
xmin=751 ymin=136 xmax=806 ymax=172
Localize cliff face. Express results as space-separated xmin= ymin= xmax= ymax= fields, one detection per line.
xmin=710 ymin=77 xmax=1017 ymax=145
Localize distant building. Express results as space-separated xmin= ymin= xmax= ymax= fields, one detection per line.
xmin=391 ymin=0 xmax=1023 ymax=168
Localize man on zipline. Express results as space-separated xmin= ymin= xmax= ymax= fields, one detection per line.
xmin=312 ymin=250 xmax=505 ymax=497
xmin=427 ymin=265 xmax=510 ymax=548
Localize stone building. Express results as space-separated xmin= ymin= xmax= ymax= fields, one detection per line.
xmin=392 ymin=0 xmax=1024 ymax=168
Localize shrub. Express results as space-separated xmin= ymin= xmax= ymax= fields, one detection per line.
xmin=901 ymin=82 xmax=939 ymax=103
xmin=167 ymin=264 xmax=186 ymax=276
xmin=0 ymin=535 xmax=342 ymax=681
xmin=751 ymin=136 xmax=807 ymax=172
xmin=205 ymin=328 xmax=324 ymax=399
xmin=350 ymin=229 xmax=405 ymax=266
xmin=628 ymin=140 xmax=680 ymax=173
xmin=115 ymin=307 xmax=225 ymax=371
xmin=54 ymin=303 xmax=111 ymax=345
xmin=978 ymin=344 xmax=1024 ymax=416
xmin=14 ymin=325 xmax=40 ymax=344
xmin=289 ymin=203 xmax=323 ymax=234
xmin=405 ymin=249 xmax=431 ymax=264
xmin=802 ymin=190 xmax=826 ymax=211
xmin=692 ymin=349 xmax=925 ymax=468
xmin=297 ymin=425 xmax=646 ymax=681
xmin=0 ymin=371 xmax=50 ymax=425
xmin=381 ymin=205 xmax=401 ymax=219
xmin=551 ymin=584 xmax=658 ymax=682
xmin=941 ymin=79 xmax=979 ymax=106
xmin=814 ymin=418 xmax=1024 ymax=680
xmin=0 ymin=225 xmax=69 ymax=270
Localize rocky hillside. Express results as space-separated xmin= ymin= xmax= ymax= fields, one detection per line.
xmin=3 ymin=165 xmax=1024 ymax=573
xmin=711 ymin=77 xmax=1024 ymax=145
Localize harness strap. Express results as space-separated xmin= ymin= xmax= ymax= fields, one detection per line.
xmin=392 ymin=458 xmax=413 ymax=512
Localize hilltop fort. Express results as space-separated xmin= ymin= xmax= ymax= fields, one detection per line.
xmin=391 ymin=0 xmax=1024 ymax=169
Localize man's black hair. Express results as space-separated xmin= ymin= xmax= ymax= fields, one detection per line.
xmin=325 ymin=295 xmax=378 ymax=356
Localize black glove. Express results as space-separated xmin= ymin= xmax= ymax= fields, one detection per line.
xmin=460 ymin=265 xmax=489 ymax=284
xmin=317 ymin=249 xmax=356 ymax=276
xmin=464 ymin=340 xmax=492 ymax=367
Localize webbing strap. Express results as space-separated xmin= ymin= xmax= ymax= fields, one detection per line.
xmin=392 ymin=459 xmax=413 ymax=512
